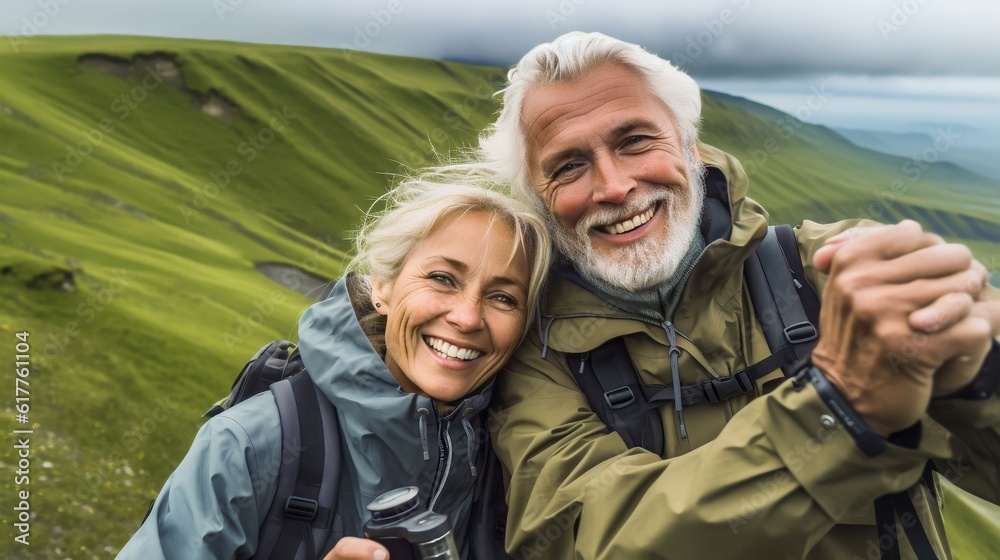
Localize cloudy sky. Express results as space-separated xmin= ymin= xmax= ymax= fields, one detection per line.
xmin=7 ymin=0 xmax=999 ymax=147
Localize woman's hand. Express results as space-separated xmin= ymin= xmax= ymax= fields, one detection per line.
xmin=323 ymin=536 xmax=389 ymax=560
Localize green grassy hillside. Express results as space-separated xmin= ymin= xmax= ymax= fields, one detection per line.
xmin=1 ymin=36 xmax=997 ymax=559
xmin=0 ymin=35 xmax=507 ymax=559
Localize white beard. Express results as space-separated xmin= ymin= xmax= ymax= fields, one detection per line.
xmin=552 ymin=151 xmax=706 ymax=292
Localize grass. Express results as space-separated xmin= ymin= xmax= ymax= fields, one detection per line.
xmin=0 ymin=35 xmax=997 ymax=559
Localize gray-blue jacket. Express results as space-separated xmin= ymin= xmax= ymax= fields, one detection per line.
xmin=116 ymin=276 xmax=494 ymax=559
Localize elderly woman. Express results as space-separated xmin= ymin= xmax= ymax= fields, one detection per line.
xmin=117 ymin=178 xmax=552 ymax=560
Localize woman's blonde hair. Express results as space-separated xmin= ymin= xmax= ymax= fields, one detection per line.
xmin=347 ymin=176 xmax=553 ymax=347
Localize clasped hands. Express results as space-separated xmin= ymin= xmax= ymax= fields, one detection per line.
xmin=811 ymin=220 xmax=1000 ymax=437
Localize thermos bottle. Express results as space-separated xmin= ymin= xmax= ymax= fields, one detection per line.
xmin=363 ymin=486 xmax=460 ymax=560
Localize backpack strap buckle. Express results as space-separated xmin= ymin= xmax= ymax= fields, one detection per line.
xmin=784 ymin=322 xmax=818 ymax=344
xmin=604 ymin=386 xmax=636 ymax=410
xmin=284 ymin=496 xmax=319 ymax=521
xmin=703 ymin=370 xmax=753 ymax=404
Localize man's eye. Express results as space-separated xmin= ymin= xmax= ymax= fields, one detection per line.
xmin=553 ymin=162 xmax=580 ymax=179
xmin=624 ymin=135 xmax=648 ymax=146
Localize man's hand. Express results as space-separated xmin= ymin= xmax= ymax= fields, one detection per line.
xmin=323 ymin=537 xmax=389 ymax=560
xmin=922 ymin=285 xmax=1000 ymax=397
xmin=810 ymin=220 xmax=994 ymax=436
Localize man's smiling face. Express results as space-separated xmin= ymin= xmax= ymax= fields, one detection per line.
xmin=521 ymin=63 xmax=705 ymax=290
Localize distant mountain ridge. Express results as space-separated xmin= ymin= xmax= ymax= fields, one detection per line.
xmin=1 ymin=36 xmax=998 ymax=559
xmin=697 ymin=90 xmax=999 ymax=242
xmin=834 ymin=126 xmax=1000 ymax=180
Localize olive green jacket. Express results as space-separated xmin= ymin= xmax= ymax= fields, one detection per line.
xmin=492 ymin=144 xmax=1000 ymax=559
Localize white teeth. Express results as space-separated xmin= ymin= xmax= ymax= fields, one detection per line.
xmin=425 ymin=337 xmax=481 ymax=361
xmin=601 ymin=206 xmax=655 ymax=235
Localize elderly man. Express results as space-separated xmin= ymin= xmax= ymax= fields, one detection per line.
xmin=481 ymin=32 xmax=1000 ymax=559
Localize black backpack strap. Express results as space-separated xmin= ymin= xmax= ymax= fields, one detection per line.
xmin=874 ymin=461 xmax=942 ymax=560
xmin=253 ymin=372 xmax=340 ymax=560
xmin=743 ymin=225 xmax=819 ymax=378
xmin=890 ymin=492 xmax=940 ymax=560
xmin=773 ymin=225 xmax=821 ymax=328
xmin=874 ymin=495 xmax=902 ymax=560
xmin=568 ymin=338 xmax=664 ymax=455
xmin=874 ymin=491 xmax=941 ymax=560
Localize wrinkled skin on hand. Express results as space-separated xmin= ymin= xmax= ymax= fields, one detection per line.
xmin=810 ymin=220 xmax=1000 ymax=436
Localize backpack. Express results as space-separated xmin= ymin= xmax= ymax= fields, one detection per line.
xmin=567 ymin=225 xmax=821 ymax=455
xmin=206 ymin=340 xmax=341 ymax=560
xmin=205 ymin=340 xmax=509 ymax=560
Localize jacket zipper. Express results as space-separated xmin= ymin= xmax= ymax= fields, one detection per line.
xmin=428 ymin=419 xmax=453 ymax=511
xmin=425 ymin=400 xmax=454 ymax=511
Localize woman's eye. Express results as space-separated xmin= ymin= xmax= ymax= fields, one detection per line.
xmin=429 ymin=273 xmax=454 ymax=286
xmin=489 ymin=293 xmax=518 ymax=308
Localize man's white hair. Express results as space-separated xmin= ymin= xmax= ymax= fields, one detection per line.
xmin=479 ymin=31 xmax=703 ymax=212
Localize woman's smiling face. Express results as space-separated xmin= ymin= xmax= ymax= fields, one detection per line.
xmin=371 ymin=210 xmax=531 ymax=403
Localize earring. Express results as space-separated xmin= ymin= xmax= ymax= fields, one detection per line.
xmin=375 ymin=302 xmax=381 ymax=308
